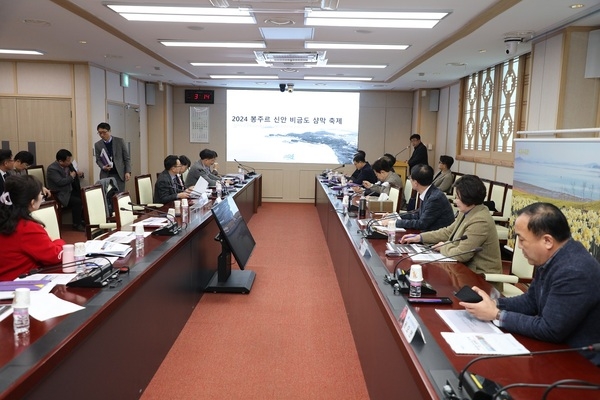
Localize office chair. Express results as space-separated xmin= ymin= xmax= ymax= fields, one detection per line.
xmin=31 ymin=200 xmax=61 ymax=240
xmin=113 ymin=192 xmax=136 ymax=229
xmin=81 ymin=184 xmax=117 ymax=239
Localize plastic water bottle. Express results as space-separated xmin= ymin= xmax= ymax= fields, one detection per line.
xmin=216 ymin=181 xmax=222 ymax=198
xmin=342 ymin=195 xmax=349 ymax=215
xmin=387 ymin=219 xmax=396 ymax=244
xmin=74 ymin=242 xmax=86 ymax=275
xmin=135 ymin=224 xmax=145 ymax=257
xmin=181 ymin=198 xmax=189 ymax=223
xmin=13 ymin=288 xmax=30 ymax=335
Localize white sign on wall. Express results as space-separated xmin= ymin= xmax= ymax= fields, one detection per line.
xmin=190 ymin=106 xmax=209 ymax=143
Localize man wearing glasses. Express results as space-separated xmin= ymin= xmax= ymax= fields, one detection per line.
xmin=0 ymin=149 xmax=14 ymax=194
xmin=94 ymin=122 xmax=131 ymax=192
xmin=8 ymin=151 xmax=52 ymax=198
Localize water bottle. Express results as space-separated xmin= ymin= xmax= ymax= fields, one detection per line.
xmin=74 ymin=242 xmax=86 ymax=275
xmin=216 ymin=181 xmax=222 ymax=198
xmin=342 ymin=195 xmax=349 ymax=215
xmin=358 ymin=198 xmax=367 ymax=218
xmin=387 ymin=219 xmax=396 ymax=243
xmin=181 ymin=198 xmax=189 ymax=223
xmin=13 ymin=288 xmax=30 ymax=335
xmin=135 ymin=224 xmax=145 ymax=257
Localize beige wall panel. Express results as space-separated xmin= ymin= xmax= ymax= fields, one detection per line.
xmin=475 ymin=163 xmax=495 ymax=181
xmin=16 ymin=63 xmax=72 ymax=96
xmin=260 ymin=168 xmax=284 ymax=198
xmin=457 ymin=160 xmax=475 ymax=175
xmin=73 ymin=64 xmax=91 ymax=175
xmin=384 ymin=106 xmax=413 ymax=156
xmin=496 ymin=166 xmax=513 ymax=185
xmin=299 ymin=169 xmax=324 ymax=199
xmin=358 ymin=105 xmax=386 ymax=162
xmin=561 ymin=31 xmax=600 ymax=128
xmin=147 ymin=89 xmax=168 ymax=175
xmin=89 ymin=66 xmax=107 ymax=180
xmin=106 ymin=71 xmax=124 ymax=103
xmin=0 ymin=62 xmax=16 ymax=94
xmin=528 ymin=34 xmax=563 ymax=130
xmin=124 ymin=79 xmax=139 ymax=106
xmin=17 ymin=99 xmax=71 ymax=143
xmin=0 ymin=98 xmax=18 ymax=142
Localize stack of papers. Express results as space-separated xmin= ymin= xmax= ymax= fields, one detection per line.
xmin=436 ymin=310 xmax=529 ymax=355
xmin=410 ymin=252 xmax=455 ymax=262
xmin=85 ymin=240 xmax=132 ymax=257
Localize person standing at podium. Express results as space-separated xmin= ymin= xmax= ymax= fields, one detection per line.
xmin=407 ymin=133 xmax=428 ymax=171
xmin=461 ymin=202 xmax=600 ymax=365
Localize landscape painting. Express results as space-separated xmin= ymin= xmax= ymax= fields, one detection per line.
xmin=511 ymin=138 xmax=600 ymax=261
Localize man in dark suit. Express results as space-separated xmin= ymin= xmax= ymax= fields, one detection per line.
xmin=348 ymin=152 xmax=377 ymax=185
xmin=154 ymin=155 xmax=190 ymax=204
xmin=0 ymin=149 xmax=14 ymax=194
xmin=395 ymin=164 xmax=455 ymax=231
xmin=407 ymin=133 xmax=429 ymax=172
xmin=46 ymin=149 xmax=85 ymax=231
xmin=94 ymin=122 xmax=131 ymax=192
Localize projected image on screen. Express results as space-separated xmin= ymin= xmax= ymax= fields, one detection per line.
xmin=227 ymin=90 xmax=359 ymax=164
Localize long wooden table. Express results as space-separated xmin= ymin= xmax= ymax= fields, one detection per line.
xmin=0 ymin=175 xmax=261 ymax=399
xmin=315 ymin=177 xmax=600 ymax=400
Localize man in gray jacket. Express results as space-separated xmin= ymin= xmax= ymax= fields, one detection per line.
xmin=94 ymin=122 xmax=131 ymax=192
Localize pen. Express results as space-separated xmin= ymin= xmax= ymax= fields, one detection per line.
xmin=101 ymin=242 xmax=108 ymax=250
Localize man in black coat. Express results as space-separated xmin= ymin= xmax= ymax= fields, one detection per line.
xmin=407 ymin=133 xmax=429 ymax=172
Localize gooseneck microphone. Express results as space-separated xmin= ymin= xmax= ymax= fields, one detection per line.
xmin=233 ymin=158 xmax=256 ymax=175
xmin=365 ymin=213 xmax=399 ymax=237
xmin=454 ymin=343 xmax=600 ymax=400
xmin=125 ymin=202 xmax=181 ymax=236
xmin=332 ymin=163 xmax=345 ymax=171
xmin=394 ymin=145 xmax=411 ymax=157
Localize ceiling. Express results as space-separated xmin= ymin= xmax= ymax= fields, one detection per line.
xmin=1 ymin=0 xmax=600 ymax=91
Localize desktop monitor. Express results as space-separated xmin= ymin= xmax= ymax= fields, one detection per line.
xmin=206 ymin=196 xmax=256 ymax=293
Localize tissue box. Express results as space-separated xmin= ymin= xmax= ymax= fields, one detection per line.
xmin=367 ymin=199 xmax=394 ymax=213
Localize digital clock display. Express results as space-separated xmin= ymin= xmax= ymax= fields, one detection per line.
xmin=185 ymin=89 xmax=215 ymax=104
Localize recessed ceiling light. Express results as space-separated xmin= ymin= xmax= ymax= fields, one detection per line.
xmin=106 ymin=5 xmax=256 ymax=24
xmin=479 ymin=49 xmax=486 ymax=53
xmin=187 ymin=25 xmax=205 ymax=31
xmin=210 ymin=74 xmax=278 ymax=79
xmin=0 ymin=49 xmax=44 ymax=55
xmin=78 ymin=40 xmax=87 ymax=44
xmin=161 ymin=41 xmax=266 ymax=48
xmin=22 ymin=19 xmax=51 ymax=27
xmin=191 ymin=62 xmax=261 ymax=67
xmin=305 ymin=10 xmax=448 ymax=29
xmin=354 ymin=30 xmax=372 ymax=34
xmin=306 ymin=42 xmax=408 ymax=50
xmin=304 ymin=76 xmax=372 ymax=81
xmin=570 ymin=4 xmax=584 ymax=9
xmin=446 ymin=62 xmax=466 ymax=67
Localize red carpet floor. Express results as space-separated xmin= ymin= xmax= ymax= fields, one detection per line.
xmin=141 ymin=203 xmax=369 ymax=399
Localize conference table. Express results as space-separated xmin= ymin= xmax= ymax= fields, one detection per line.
xmin=315 ymin=178 xmax=600 ymax=400
xmin=0 ymin=175 xmax=261 ymax=399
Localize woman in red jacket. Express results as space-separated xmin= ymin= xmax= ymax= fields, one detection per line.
xmin=0 ymin=175 xmax=65 ymax=280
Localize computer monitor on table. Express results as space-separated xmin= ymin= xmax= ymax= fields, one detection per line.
xmin=205 ymin=196 xmax=256 ymax=293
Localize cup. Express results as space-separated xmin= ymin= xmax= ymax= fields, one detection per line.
xmin=408 ymin=264 xmax=423 ymax=298
xmin=61 ymin=244 xmax=75 ymax=272
xmin=174 ymin=200 xmax=181 ymax=216
xmin=167 ymin=208 xmax=176 ymax=218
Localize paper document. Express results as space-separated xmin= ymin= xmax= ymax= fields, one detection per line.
xmin=106 ymin=230 xmax=151 ymax=244
xmin=99 ymin=148 xmax=112 ymax=167
xmin=191 ymin=176 xmax=209 ymax=197
xmin=29 ymin=292 xmax=85 ymax=321
xmin=372 ymin=225 xmax=406 ymax=233
xmin=441 ymin=332 xmax=529 ymax=355
xmin=85 ymin=240 xmax=132 ymax=257
xmin=410 ymin=252 xmax=456 ymax=262
xmin=436 ymin=309 xmax=502 ymax=334
xmin=131 ymin=217 xmax=169 ymax=228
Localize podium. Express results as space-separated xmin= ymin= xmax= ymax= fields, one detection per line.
xmin=393 ymin=161 xmax=408 ymax=182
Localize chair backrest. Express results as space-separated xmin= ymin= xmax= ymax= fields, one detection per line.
xmin=511 ymin=236 xmax=533 ymax=279
xmin=135 ymin=174 xmax=154 ymax=205
xmin=500 ymin=186 xmax=513 ymax=218
xmin=81 ymin=184 xmax=109 ymax=238
xmin=403 ymin=178 xmax=413 ymax=205
xmin=26 ymin=165 xmax=46 ymax=187
xmin=388 ymin=187 xmax=400 ymax=213
xmin=488 ymin=181 xmax=508 ymax=216
xmin=31 ymin=200 xmax=61 ymax=240
xmin=113 ymin=192 xmax=136 ymax=229
xmin=481 ymin=178 xmax=492 ymax=202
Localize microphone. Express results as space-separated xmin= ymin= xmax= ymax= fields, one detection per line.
xmin=18 ymin=256 xmax=114 ymax=279
xmin=233 ymin=158 xmax=256 ymax=176
xmin=332 ymin=163 xmax=345 ymax=171
xmin=394 ymin=145 xmax=411 ymax=157
xmin=126 ymin=202 xmax=181 ymax=236
xmin=455 ymin=343 xmax=600 ymax=400
xmin=415 ymin=246 xmax=483 ymax=266
xmin=364 ymin=213 xmax=399 ymax=239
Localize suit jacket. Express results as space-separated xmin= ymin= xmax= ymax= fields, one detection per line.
xmin=397 ymin=185 xmax=454 ymax=231
xmin=185 ymin=161 xmax=220 ymax=187
xmin=0 ymin=171 xmax=6 ymax=193
xmin=154 ymin=170 xmax=181 ymax=204
xmin=432 ymin=170 xmax=454 ymax=194
xmin=46 ymin=161 xmax=75 ymax=207
xmin=94 ymin=136 xmax=131 ymax=183
xmin=368 ymin=171 xmax=403 ymax=195
xmin=352 ymin=162 xmax=377 ymax=185
xmin=420 ymin=204 xmax=502 ymax=275
xmin=408 ymin=142 xmax=428 ymax=171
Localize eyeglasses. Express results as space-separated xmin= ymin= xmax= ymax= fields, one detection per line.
xmin=97 ymin=130 xmax=109 ymax=135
